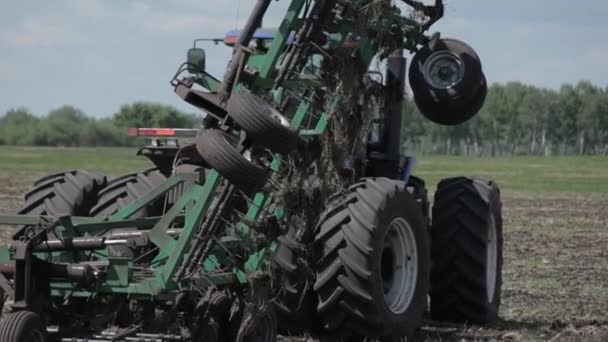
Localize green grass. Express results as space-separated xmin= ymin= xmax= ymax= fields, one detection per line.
xmin=0 ymin=146 xmax=149 ymax=176
xmin=1 ymin=146 xmax=607 ymax=193
xmin=416 ymin=155 xmax=608 ymax=193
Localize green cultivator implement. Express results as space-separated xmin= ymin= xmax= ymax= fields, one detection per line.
xmin=0 ymin=1 xmax=503 ymax=341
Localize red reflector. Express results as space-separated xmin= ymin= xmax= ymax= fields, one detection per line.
xmin=131 ymin=129 xmax=177 ymax=137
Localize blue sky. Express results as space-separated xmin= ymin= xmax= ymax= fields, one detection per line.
xmin=0 ymin=0 xmax=607 ymax=118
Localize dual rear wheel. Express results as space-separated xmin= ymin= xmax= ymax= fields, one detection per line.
xmin=276 ymin=176 xmax=503 ymax=341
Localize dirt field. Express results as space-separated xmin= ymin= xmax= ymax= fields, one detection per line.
xmin=1 ymin=147 xmax=607 ymax=341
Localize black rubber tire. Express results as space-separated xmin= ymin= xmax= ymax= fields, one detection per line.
xmin=242 ymin=308 xmax=278 ymax=342
xmin=414 ymin=74 xmax=487 ymax=126
xmin=313 ymin=178 xmax=429 ymax=340
xmin=273 ymin=230 xmax=319 ymax=334
xmin=173 ymin=163 xmax=206 ymax=184
xmin=407 ymin=175 xmax=430 ymax=226
xmin=89 ymin=169 xmax=167 ymax=257
xmin=18 ymin=170 xmax=107 ymax=217
xmin=227 ymin=93 xmax=299 ymax=155
xmin=409 ymin=38 xmax=483 ymax=102
xmin=430 ymin=177 xmax=503 ymax=324
xmin=89 ymin=169 xmax=167 ymax=219
xmin=195 ymin=129 xmax=268 ymax=194
xmin=0 ymin=311 xmax=48 ymax=342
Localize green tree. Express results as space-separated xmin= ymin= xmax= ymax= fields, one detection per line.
xmin=113 ymin=102 xmax=199 ymax=128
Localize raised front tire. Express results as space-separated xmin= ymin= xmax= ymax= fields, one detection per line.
xmin=18 ymin=170 xmax=107 ymax=217
xmin=313 ymin=178 xmax=429 ymax=340
xmin=430 ymin=177 xmax=503 ymax=324
xmin=227 ymin=92 xmax=299 ymax=155
xmin=410 ymin=38 xmax=483 ymax=101
xmin=0 ymin=311 xmax=47 ymax=342
xmin=409 ymin=38 xmax=486 ymax=126
xmin=413 ymin=74 xmax=487 ymax=126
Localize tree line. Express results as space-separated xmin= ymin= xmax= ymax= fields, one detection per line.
xmin=1 ymin=81 xmax=607 ymax=155
xmin=0 ymin=103 xmax=200 ymax=147
xmin=403 ymin=81 xmax=608 ymax=156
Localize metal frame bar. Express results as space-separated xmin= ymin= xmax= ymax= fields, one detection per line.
xmin=0 ymin=0 xmax=444 ymax=302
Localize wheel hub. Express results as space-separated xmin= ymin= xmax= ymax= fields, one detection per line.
xmin=381 ymin=217 xmax=418 ymax=315
xmin=423 ymin=51 xmax=465 ymax=89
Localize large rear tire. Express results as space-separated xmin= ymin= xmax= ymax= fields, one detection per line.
xmin=430 ymin=177 xmax=503 ymax=324
xmin=18 ymin=170 xmax=107 ymax=217
xmin=89 ymin=169 xmax=167 ymax=219
xmin=89 ymin=169 xmax=167 ymax=258
xmin=0 ymin=311 xmax=47 ymax=342
xmin=313 ymin=178 xmax=429 ymax=340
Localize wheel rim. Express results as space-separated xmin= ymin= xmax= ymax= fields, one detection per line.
xmin=381 ymin=217 xmax=418 ymax=315
xmin=486 ymin=213 xmax=498 ymax=302
xmin=422 ymin=51 xmax=465 ymax=89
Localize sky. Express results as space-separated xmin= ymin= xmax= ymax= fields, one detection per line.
xmin=0 ymin=0 xmax=607 ymax=118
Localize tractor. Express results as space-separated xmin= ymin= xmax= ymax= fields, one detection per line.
xmin=0 ymin=0 xmax=502 ymax=341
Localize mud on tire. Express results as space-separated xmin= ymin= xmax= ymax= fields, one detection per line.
xmin=430 ymin=177 xmax=503 ymax=324
xmin=313 ymin=178 xmax=429 ymax=340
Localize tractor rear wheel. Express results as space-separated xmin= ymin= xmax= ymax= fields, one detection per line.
xmin=227 ymin=92 xmax=299 ymax=155
xmin=89 ymin=169 xmax=167 ymax=257
xmin=89 ymin=169 xmax=167 ymax=219
xmin=18 ymin=170 xmax=107 ymax=217
xmin=313 ymin=178 xmax=429 ymax=340
xmin=0 ymin=311 xmax=47 ymax=342
xmin=430 ymin=177 xmax=503 ymax=324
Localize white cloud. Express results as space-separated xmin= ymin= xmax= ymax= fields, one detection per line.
xmin=60 ymin=0 xmax=106 ymax=18
xmin=113 ymin=1 xmax=234 ymax=35
xmin=0 ymin=19 xmax=80 ymax=48
xmin=0 ymin=62 xmax=13 ymax=81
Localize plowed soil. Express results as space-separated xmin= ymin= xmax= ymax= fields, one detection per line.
xmin=1 ymin=149 xmax=607 ymax=341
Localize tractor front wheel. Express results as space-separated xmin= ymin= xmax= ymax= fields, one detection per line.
xmin=313 ymin=178 xmax=429 ymax=340
xmin=0 ymin=311 xmax=47 ymax=342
